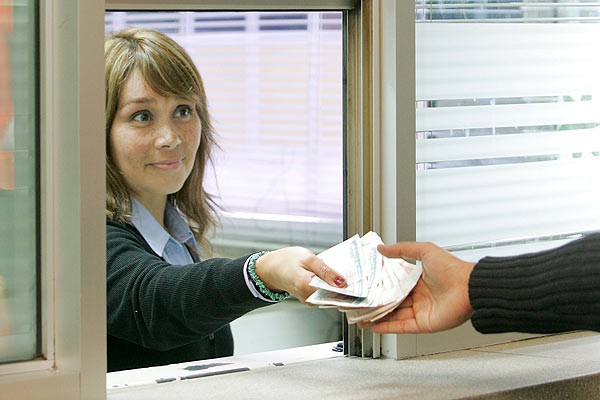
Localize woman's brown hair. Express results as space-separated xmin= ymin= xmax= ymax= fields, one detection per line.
xmin=105 ymin=27 xmax=218 ymax=251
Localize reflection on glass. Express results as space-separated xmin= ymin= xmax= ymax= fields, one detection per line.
xmin=0 ymin=1 xmax=38 ymax=363
xmin=0 ymin=4 xmax=14 ymax=190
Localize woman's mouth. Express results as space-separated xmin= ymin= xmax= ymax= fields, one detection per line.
xmin=151 ymin=158 xmax=183 ymax=170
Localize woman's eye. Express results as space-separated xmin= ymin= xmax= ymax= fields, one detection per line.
xmin=174 ymin=105 xmax=193 ymax=118
xmin=131 ymin=111 xmax=151 ymax=123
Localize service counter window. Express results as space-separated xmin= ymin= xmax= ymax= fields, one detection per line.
xmin=7 ymin=1 xmax=600 ymax=399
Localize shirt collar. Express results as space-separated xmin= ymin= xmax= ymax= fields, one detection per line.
xmin=130 ymin=197 xmax=197 ymax=258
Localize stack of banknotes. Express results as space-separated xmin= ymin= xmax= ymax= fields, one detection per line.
xmin=306 ymin=232 xmax=422 ymax=324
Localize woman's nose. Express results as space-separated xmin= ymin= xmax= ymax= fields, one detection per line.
xmin=155 ymin=123 xmax=181 ymax=149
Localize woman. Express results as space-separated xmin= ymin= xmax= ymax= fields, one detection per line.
xmin=105 ymin=27 xmax=346 ymax=372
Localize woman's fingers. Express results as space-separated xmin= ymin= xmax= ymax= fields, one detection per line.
xmin=304 ymin=255 xmax=347 ymax=288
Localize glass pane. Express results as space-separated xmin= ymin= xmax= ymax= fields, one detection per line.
xmin=104 ymin=10 xmax=344 ymax=355
xmin=415 ymin=3 xmax=600 ymax=256
xmin=105 ymin=11 xmax=344 ymax=254
xmin=0 ymin=1 xmax=39 ymax=363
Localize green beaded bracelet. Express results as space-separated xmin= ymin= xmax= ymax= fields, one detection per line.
xmin=248 ymin=251 xmax=291 ymax=302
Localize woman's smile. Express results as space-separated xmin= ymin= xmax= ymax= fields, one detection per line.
xmin=149 ymin=157 xmax=185 ymax=170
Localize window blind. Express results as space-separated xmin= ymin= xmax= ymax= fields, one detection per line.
xmin=415 ymin=1 xmax=600 ymax=259
xmin=416 ymin=0 xmax=600 ymax=23
xmin=105 ymin=12 xmax=344 ymax=254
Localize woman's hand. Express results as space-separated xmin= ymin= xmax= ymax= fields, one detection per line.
xmin=360 ymin=242 xmax=475 ymax=334
xmin=254 ymin=246 xmax=347 ymax=303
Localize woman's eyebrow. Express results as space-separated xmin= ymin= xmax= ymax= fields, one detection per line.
xmin=118 ymin=97 xmax=156 ymax=110
xmin=175 ymin=95 xmax=195 ymax=102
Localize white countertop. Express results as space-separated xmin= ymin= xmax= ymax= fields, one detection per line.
xmin=107 ymin=331 xmax=600 ymax=399
xmin=107 ymin=340 xmax=343 ymax=390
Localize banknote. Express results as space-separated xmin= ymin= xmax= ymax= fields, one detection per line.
xmin=308 ymin=234 xmax=370 ymax=298
xmin=344 ymin=299 xmax=403 ymax=324
xmin=308 ymin=231 xmax=382 ymax=307
xmin=342 ymin=256 xmax=422 ymax=323
xmin=306 ymin=231 xmax=422 ymax=324
xmin=360 ymin=231 xmax=384 ymax=295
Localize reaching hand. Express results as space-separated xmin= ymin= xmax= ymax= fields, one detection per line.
xmin=254 ymin=246 xmax=347 ymax=303
xmin=360 ymin=242 xmax=475 ymax=334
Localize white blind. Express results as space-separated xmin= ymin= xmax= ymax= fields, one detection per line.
xmin=415 ymin=3 xmax=600 ymax=256
xmin=416 ymin=1 xmax=600 ymax=23
xmin=105 ymin=12 xmax=344 ymax=254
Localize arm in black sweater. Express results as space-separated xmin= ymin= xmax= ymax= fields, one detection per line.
xmin=107 ymin=220 xmax=270 ymax=351
xmin=365 ymin=234 xmax=600 ymax=336
xmin=470 ymin=233 xmax=600 ymax=334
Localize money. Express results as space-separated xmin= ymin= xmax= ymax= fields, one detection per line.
xmin=308 ymin=234 xmax=370 ymax=298
xmin=307 ymin=232 xmax=422 ymax=324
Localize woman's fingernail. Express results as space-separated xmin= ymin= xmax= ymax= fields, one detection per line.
xmin=334 ymin=276 xmax=346 ymax=287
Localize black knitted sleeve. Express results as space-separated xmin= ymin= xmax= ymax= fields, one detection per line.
xmin=468 ymin=233 xmax=600 ymax=334
xmin=106 ymin=220 xmax=270 ymax=351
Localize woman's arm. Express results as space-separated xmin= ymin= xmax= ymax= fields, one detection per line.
xmin=107 ymin=220 xmax=267 ymax=351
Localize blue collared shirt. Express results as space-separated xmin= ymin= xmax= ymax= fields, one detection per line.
xmin=130 ymin=198 xmax=275 ymax=302
xmin=131 ymin=198 xmax=199 ymax=265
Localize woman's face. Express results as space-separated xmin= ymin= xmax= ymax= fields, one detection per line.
xmin=109 ymin=69 xmax=201 ymax=206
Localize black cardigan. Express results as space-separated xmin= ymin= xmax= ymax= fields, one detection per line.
xmin=469 ymin=232 xmax=600 ymax=334
xmin=106 ymin=219 xmax=270 ymax=371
